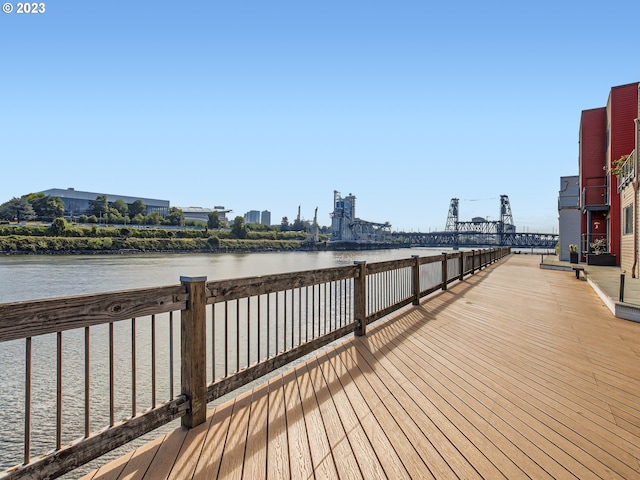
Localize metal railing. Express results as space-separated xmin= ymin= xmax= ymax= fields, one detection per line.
xmin=617 ymin=150 xmax=636 ymax=192
xmin=0 ymin=247 xmax=510 ymax=479
xmin=581 ymin=184 xmax=608 ymax=209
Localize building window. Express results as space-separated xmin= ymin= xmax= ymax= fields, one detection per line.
xmin=624 ymin=204 xmax=634 ymax=235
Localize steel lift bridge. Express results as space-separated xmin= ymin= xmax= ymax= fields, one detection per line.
xmin=397 ymin=196 xmax=558 ymax=248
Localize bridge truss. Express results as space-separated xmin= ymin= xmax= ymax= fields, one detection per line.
xmin=394 ymin=195 xmax=557 ymax=248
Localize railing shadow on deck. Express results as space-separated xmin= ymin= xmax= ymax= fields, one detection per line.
xmin=0 ymin=247 xmax=509 ymax=479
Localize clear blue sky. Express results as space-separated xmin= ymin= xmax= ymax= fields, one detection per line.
xmin=2 ymin=1 xmax=639 ymax=232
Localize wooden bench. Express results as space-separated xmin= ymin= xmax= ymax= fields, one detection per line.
xmin=572 ymin=265 xmax=586 ymax=279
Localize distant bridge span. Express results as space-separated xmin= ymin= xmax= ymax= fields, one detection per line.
xmin=393 ymin=231 xmax=558 ymax=249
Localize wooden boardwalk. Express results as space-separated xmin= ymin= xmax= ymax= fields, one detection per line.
xmin=82 ymin=254 xmax=640 ymax=479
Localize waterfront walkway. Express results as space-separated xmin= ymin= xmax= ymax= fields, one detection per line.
xmin=83 ymin=254 xmax=640 ymax=479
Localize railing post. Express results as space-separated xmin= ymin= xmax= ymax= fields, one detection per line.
xmin=459 ymin=251 xmax=464 ymax=281
xmin=441 ymin=253 xmax=448 ymax=291
xmin=180 ymin=275 xmax=207 ymax=428
xmin=471 ymin=250 xmax=476 ymax=274
xmin=411 ymin=255 xmax=420 ymax=305
xmin=354 ymin=261 xmax=367 ymax=336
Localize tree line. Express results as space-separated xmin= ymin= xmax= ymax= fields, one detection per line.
xmin=0 ymin=193 xmax=331 ymax=235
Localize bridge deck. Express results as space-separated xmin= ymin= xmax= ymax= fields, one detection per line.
xmin=82 ymin=254 xmax=640 ymax=479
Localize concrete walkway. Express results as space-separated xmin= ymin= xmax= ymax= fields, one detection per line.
xmin=540 ymin=253 xmax=640 ymax=321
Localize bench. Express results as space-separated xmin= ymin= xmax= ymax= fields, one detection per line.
xmin=572 ymin=266 xmax=586 ymax=279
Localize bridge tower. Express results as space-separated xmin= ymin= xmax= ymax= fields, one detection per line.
xmin=445 ymin=198 xmax=459 ymax=232
xmin=499 ymin=195 xmax=514 ymax=229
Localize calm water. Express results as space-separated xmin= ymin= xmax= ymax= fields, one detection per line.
xmin=0 ymin=248 xmax=443 ymax=473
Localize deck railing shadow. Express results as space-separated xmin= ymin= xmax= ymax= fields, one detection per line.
xmin=0 ymin=247 xmax=509 ymax=479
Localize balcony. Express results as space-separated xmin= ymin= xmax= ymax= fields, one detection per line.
xmin=581 ymin=184 xmax=609 ymax=212
xmin=616 ymin=150 xmax=636 ymax=192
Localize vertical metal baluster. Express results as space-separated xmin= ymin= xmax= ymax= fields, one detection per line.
xmin=291 ymin=289 xmax=294 ymax=348
xmin=284 ymin=290 xmax=287 ymax=351
xmin=236 ymin=299 xmax=240 ymax=372
xmin=109 ymin=322 xmax=114 ymax=426
xmin=349 ymin=278 xmax=353 ymax=323
xmin=85 ymin=326 xmax=90 ymax=437
xmin=366 ymin=276 xmax=374 ymax=314
xmin=333 ymin=281 xmax=336 ymax=329
xmin=338 ymin=280 xmax=342 ymax=328
xmin=56 ymin=332 xmax=62 ymax=450
xmin=24 ymin=337 xmax=31 ymax=464
xmin=275 ymin=293 xmax=279 ymax=354
xmin=303 ymin=286 xmax=307 ymax=342
xmin=312 ymin=284 xmax=316 ymax=340
xmin=211 ymin=305 xmax=215 ymax=382
xmin=257 ymin=296 xmax=261 ymax=363
xmin=247 ymin=297 xmax=251 ymax=368
xmin=151 ymin=315 xmax=156 ymax=408
xmin=131 ymin=318 xmax=136 ymax=418
xmin=224 ymin=302 xmax=228 ymax=377
xmin=298 ymin=288 xmax=302 ymax=345
xmin=266 ymin=294 xmax=270 ymax=358
xmin=323 ymin=283 xmax=327 ymax=334
xmin=169 ymin=312 xmax=174 ymax=400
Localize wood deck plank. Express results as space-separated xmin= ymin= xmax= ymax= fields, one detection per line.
xmin=191 ymin=402 xmax=234 ymax=480
xmin=434 ymin=319 xmax=640 ymax=472
xmin=315 ymin=352 xmax=388 ymax=479
xmin=115 ymin=435 xmax=164 ymax=480
xmin=304 ymin=358 xmax=362 ymax=480
xmin=217 ymin=389 xmax=253 ymax=479
xmin=82 ymin=255 xmax=640 ymax=480
xmin=166 ymin=412 xmax=214 ymax=480
xmin=241 ymin=383 xmax=269 ymax=480
xmin=325 ymin=348 xmax=411 ymax=480
xmin=265 ymin=374 xmax=290 ymax=480
xmin=80 ymin=450 xmax=135 ymax=480
xmin=335 ymin=343 xmax=442 ymax=479
xmin=282 ymin=369 xmax=315 ymax=479
xmin=293 ymin=363 xmax=340 ymax=480
xmin=138 ymin=426 xmax=188 ymax=479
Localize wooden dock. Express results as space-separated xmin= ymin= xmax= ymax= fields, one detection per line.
xmin=82 ymin=254 xmax=640 ymax=479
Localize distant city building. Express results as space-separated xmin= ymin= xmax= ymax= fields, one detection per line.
xmin=244 ymin=210 xmax=260 ymax=224
xmin=41 ymin=188 xmax=170 ymax=218
xmin=180 ymin=206 xmax=231 ymax=226
xmin=261 ymin=210 xmax=271 ymax=226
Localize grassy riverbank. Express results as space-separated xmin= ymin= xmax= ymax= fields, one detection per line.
xmin=0 ymin=223 xmax=315 ymax=254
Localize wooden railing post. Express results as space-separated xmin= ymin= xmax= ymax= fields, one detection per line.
xmin=459 ymin=252 xmax=464 ymax=281
xmin=354 ymin=261 xmax=367 ymax=336
xmin=180 ymin=275 xmax=207 ymax=428
xmin=441 ymin=253 xmax=448 ymax=290
xmin=411 ymin=255 xmax=420 ymax=305
xmin=471 ymin=250 xmax=476 ymax=274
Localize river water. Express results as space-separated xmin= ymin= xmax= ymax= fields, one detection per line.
xmin=0 ymin=248 xmax=445 ymax=474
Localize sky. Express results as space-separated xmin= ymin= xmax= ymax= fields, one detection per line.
xmin=1 ymin=1 xmax=639 ymax=233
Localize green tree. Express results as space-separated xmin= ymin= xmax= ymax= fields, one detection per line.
xmin=129 ymin=200 xmax=147 ymax=217
xmin=144 ymin=212 xmax=163 ymax=225
xmin=132 ymin=213 xmax=145 ymax=224
xmin=0 ymin=197 xmax=36 ymax=222
xmin=231 ymin=216 xmax=247 ymax=239
xmin=280 ymin=216 xmax=290 ymax=232
xmin=49 ymin=217 xmax=67 ymax=235
xmin=112 ymin=199 xmax=129 ymax=216
xmin=89 ymin=195 xmax=109 ymax=218
xmin=166 ymin=207 xmax=184 ymax=226
xmin=208 ymin=210 xmax=220 ymax=229
xmin=25 ymin=193 xmax=65 ymax=221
